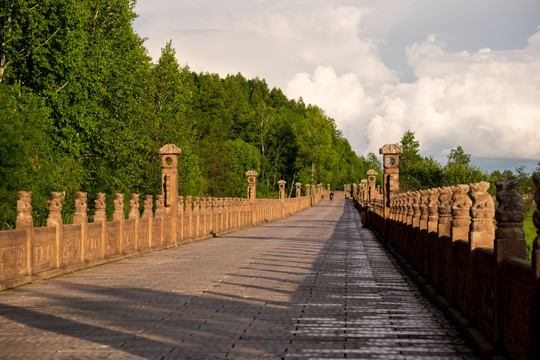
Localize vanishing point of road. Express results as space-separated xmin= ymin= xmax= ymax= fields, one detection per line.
xmin=0 ymin=199 xmax=478 ymax=359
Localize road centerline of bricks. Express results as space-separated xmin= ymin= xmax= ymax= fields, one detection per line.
xmin=0 ymin=199 xmax=478 ymax=359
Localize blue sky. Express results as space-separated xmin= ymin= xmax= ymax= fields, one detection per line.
xmin=133 ymin=0 xmax=540 ymax=172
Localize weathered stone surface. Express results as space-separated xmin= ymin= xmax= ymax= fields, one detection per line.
xmin=142 ymin=195 xmax=153 ymax=219
xmin=113 ymin=193 xmax=124 ymax=222
xmin=495 ymin=178 xmax=527 ymax=260
xmin=73 ymin=192 xmax=88 ymax=224
xmin=47 ymin=192 xmax=63 ymax=227
xmin=469 ymin=182 xmax=495 ymax=249
xmin=155 ymin=195 xmax=165 ymax=217
xmin=129 ymin=194 xmax=140 ymax=220
xmin=0 ymin=199 xmax=477 ymax=359
xmin=94 ymin=193 xmax=107 ymax=223
xmin=16 ymin=191 xmax=33 ymax=229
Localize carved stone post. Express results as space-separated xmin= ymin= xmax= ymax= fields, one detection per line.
xmin=279 ymin=180 xmax=286 ymax=218
xmin=494 ymin=179 xmax=527 ymax=261
xmin=306 ymin=184 xmax=312 ymax=206
xmin=379 ymin=144 xmax=403 ymax=221
xmin=437 ymin=187 xmax=453 ymax=292
xmin=142 ymin=194 xmax=153 ymax=248
xmin=127 ymin=194 xmax=139 ymax=251
xmin=155 ymin=194 xmax=165 ymax=246
xmin=142 ymin=195 xmax=153 ymax=219
xmin=451 ymin=184 xmax=472 ymax=242
xmin=113 ymin=193 xmax=125 ymax=222
xmin=469 ymin=182 xmax=495 ymax=249
xmin=155 ymin=195 xmax=165 ymax=218
xmin=419 ymin=190 xmax=429 ymax=275
xmin=367 ymin=169 xmax=378 ymax=206
xmin=494 ymin=178 xmax=528 ymax=350
xmin=129 ymin=194 xmax=140 ymax=220
xmin=327 ymin=184 xmax=330 ymax=195
xmin=178 ymin=196 xmax=184 ymax=242
xmin=16 ymin=191 xmax=33 ymax=229
xmin=360 ymin=180 xmax=368 ymax=206
xmin=185 ymin=196 xmax=192 ymax=239
xmin=112 ymin=193 xmax=125 ymax=253
xmin=94 ymin=193 xmax=107 ymax=223
xmin=47 ymin=192 xmax=63 ymax=228
xmin=246 ymin=171 xmax=258 ymax=225
xmin=193 ymin=197 xmax=200 ymax=239
xmin=159 ymin=144 xmax=181 ymax=246
xmin=47 ymin=192 xmax=63 ymax=268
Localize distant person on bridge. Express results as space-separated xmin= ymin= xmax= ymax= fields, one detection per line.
xmin=330 ymin=191 xmax=334 ymax=201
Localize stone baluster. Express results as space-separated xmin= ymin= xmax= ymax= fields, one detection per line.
xmin=155 ymin=195 xmax=165 ymax=218
xmin=142 ymin=195 xmax=153 ymax=219
xmin=16 ymin=191 xmax=33 ymax=229
xmin=113 ymin=193 xmax=125 ymax=222
xmin=94 ymin=193 xmax=107 ymax=223
xmin=427 ymin=189 xmax=439 ymax=234
xmin=494 ymin=179 xmax=527 ymax=261
xmin=438 ymin=187 xmax=453 ymax=238
xmin=72 ymin=192 xmax=88 ymax=224
xmin=46 ymin=192 xmax=63 ymax=227
xmin=451 ymin=184 xmax=472 ymax=242
xmin=129 ymin=194 xmax=140 ymax=219
xmin=469 ymin=181 xmax=495 ymax=249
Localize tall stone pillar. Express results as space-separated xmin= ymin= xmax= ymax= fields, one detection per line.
xmin=379 ymin=144 xmax=403 ymax=220
xmin=159 ymin=144 xmax=181 ymax=245
xmin=278 ymin=180 xmax=286 ymax=218
xmin=367 ymin=169 xmax=378 ymax=206
xmin=278 ymin=180 xmax=286 ymax=199
xmin=246 ymin=171 xmax=258 ymax=224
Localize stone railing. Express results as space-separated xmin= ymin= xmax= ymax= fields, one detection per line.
xmin=0 ymin=189 xmax=324 ymax=291
xmin=0 ymin=145 xmax=330 ymax=291
xmin=362 ymin=179 xmax=540 ymax=360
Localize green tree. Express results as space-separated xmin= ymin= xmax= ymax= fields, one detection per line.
xmin=442 ymin=146 xmax=487 ymax=186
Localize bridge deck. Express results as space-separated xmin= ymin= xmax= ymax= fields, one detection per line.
xmin=0 ymin=199 xmax=477 ymax=359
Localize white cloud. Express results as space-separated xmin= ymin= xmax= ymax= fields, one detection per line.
xmin=285 ymin=28 xmax=540 ymax=163
xmin=134 ymin=1 xmax=540 ymax=166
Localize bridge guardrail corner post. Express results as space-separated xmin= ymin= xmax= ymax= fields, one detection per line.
xmin=278 ymin=180 xmax=286 ymax=218
xmin=159 ymin=144 xmax=182 ymax=247
xmin=379 ymin=144 xmax=403 ymax=241
xmin=246 ymin=170 xmax=258 ymax=226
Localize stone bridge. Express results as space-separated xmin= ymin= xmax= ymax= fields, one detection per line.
xmin=0 ymin=198 xmax=479 ymax=359
xmin=0 ymin=143 xmax=538 ymax=359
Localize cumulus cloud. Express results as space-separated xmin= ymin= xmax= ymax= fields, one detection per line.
xmin=286 ymin=27 xmax=540 ymax=163
xmin=134 ymin=1 xmax=540 ymax=167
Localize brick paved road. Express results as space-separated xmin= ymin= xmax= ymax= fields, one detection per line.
xmin=0 ymin=199 xmax=478 ymax=359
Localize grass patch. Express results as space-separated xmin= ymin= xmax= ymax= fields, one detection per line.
xmin=524 ymin=211 xmax=536 ymax=261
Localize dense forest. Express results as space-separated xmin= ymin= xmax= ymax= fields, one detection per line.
xmin=1 ymin=1 xmax=537 ymax=231
xmin=0 ymin=0 xmax=380 ymax=228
